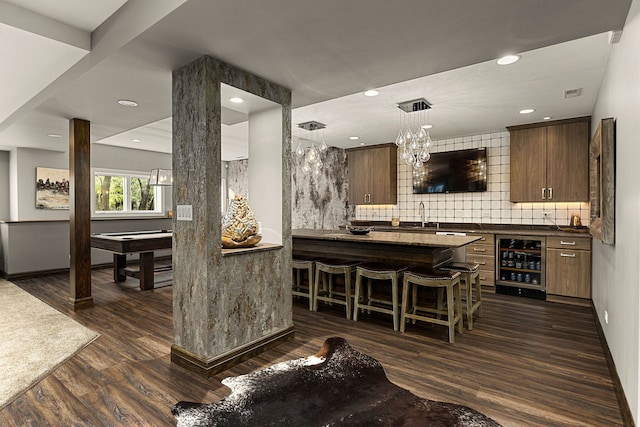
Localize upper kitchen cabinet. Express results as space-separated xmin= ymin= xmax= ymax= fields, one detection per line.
xmin=508 ymin=116 xmax=590 ymax=202
xmin=347 ymin=143 xmax=397 ymax=205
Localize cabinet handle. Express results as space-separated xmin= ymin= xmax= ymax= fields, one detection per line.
xmin=480 ymin=276 xmax=487 ymax=280
xmin=541 ymin=187 xmax=546 ymax=200
xmin=473 ymin=260 xmax=487 ymax=265
xmin=560 ymin=241 xmax=576 ymax=246
xmin=560 ymin=252 xmax=576 ymax=258
xmin=548 ymin=187 xmax=553 ymax=200
xmin=472 ymin=247 xmax=486 ymax=252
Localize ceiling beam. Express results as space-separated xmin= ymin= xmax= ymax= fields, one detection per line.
xmin=0 ymin=1 xmax=89 ymax=50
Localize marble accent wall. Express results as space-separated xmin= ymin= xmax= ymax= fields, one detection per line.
xmin=226 ymin=159 xmax=249 ymax=200
xmin=292 ymin=147 xmax=350 ymax=230
xmin=172 ymin=55 xmax=292 ymax=371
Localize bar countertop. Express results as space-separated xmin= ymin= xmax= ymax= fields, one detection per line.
xmin=292 ymin=228 xmax=482 ymax=248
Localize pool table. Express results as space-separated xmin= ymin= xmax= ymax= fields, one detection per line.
xmin=90 ymin=230 xmax=172 ymax=290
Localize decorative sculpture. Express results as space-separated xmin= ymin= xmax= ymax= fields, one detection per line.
xmin=221 ymin=195 xmax=262 ymax=248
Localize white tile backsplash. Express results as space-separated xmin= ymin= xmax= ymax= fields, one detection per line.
xmin=354 ymin=131 xmax=590 ymax=227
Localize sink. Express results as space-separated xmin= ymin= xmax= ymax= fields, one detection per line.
xmin=436 ymin=231 xmax=467 ymax=236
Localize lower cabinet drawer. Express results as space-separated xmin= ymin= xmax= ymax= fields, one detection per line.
xmin=478 ymin=270 xmax=495 ymax=287
xmin=466 ymin=253 xmax=495 ymax=271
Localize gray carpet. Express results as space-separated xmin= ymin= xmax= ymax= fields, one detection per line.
xmin=0 ymin=279 xmax=99 ymax=409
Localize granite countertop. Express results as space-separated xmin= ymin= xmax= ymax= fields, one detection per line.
xmin=292 ymin=229 xmax=482 ymax=248
xmin=346 ymin=221 xmax=592 ymax=238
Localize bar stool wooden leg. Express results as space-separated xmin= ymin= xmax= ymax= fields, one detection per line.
xmin=463 ymin=271 xmax=481 ymax=330
xmin=353 ymin=271 xmax=363 ymax=322
xmin=400 ymin=276 xmax=410 ymax=333
xmin=306 ymin=264 xmax=314 ymax=310
xmin=446 ymin=283 xmax=456 ymax=343
xmin=391 ymin=274 xmax=399 ymax=331
xmin=454 ymin=277 xmax=463 ymax=335
xmin=474 ymin=272 xmax=483 ymax=317
xmin=344 ymin=268 xmax=353 ymax=320
xmin=313 ymin=268 xmax=321 ymax=312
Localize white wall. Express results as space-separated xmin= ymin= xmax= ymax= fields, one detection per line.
xmin=1 ymin=143 xmax=173 ymax=276
xmin=591 ymin=0 xmax=640 ymax=422
xmin=8 ymin=144 xmax=172 ymax=221
xmin=0 ymin=150 xmax=9 ymax=220
xmin=248 ymin=107 xmax=282 ymax=244
xmin=11 ymin=147 xmax=68 ymax=221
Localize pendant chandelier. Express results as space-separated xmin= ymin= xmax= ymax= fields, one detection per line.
xmin=293 ymin=121 xmax=328 ymax=176
xmin=395 ymin=98 xmax=433 ymax=169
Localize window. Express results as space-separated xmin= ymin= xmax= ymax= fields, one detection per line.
xmin=93 ymin=169 xmax=162 ymax=216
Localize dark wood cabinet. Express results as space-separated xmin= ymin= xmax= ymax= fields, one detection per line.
xmin=546 ymin=236 xmax=591 ymax=300
xmin=347 ymin=143 xmax=397 ymax=205
xmin=508 ymin=117 xmax=590 ymax=202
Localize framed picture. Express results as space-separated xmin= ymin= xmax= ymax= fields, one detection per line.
xmin=36 ymin=167 xmax=69 ymax=210
xmin=589 ymin=118 xmax=615 ymax=245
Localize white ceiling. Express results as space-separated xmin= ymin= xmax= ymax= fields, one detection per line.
xmin=0 ymin=0 xmax=632 ymax=160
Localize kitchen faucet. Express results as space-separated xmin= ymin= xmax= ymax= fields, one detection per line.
xmin=418 ymin=202 xmax=426 ymax=227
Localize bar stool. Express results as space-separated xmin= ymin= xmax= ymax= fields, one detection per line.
xmin=400 ymin=267 xmax=463 ymax=343
xmin=292 ymin=257 xmax=316 ymax=310
xmin=313 ymin=259 xmax=361 ymax=319
xmin=438 ymin=262 xmax=482 ymax=330
xmin=353 ymin=263 xmax=407 ymax=331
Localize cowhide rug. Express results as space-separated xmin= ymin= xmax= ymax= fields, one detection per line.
xmin=172 ymin=337 xmax=501 ymax=426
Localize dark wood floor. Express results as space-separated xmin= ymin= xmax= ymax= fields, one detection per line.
xmin=0 ymin=269 xmax=625 ymax=426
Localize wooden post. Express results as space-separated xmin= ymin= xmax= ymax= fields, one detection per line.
xmin=69 ymin=118 xmax=93 ymax=310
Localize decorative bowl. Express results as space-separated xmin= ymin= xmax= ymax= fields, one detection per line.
xmin=347 ymin=226 xmax=374 ymax=235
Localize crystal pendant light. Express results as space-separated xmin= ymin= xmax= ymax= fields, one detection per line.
xmin=395 ymin=99 xmax=433 ymax=170
xmin=294 ymin=121 xmax=328 ymax=179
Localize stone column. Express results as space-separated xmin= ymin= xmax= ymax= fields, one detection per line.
xmin=171 ymin=56 xmax=293 ymax=376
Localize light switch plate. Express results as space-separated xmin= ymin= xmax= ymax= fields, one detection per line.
xmin=177 ymin=205 xmax=193 ymax=221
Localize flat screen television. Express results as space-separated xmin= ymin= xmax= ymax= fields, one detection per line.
xmin=412 ymin=148 xmax=487 ymax=194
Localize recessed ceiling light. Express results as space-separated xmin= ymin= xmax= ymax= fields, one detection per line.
xmin=131 ymin=138 xmax=142 ymax=143
xmin=497 ymin=55 xmax=520 ymax=65
xmin=46 ymin=133 xmax=62 ymax=138
xmin=543 ymin=116 xmax=552 ymax=120
xmin=421 ymin=124 xmax=433 ymax=129
xmin=229 ymin=97 xmax=244 ymax=103
xmin=363 ymin=90 xmax=379 ymax=97
xmin=519 ymin=108 xmax=535 ymax=114
xmin=118 ymin=99 xmax=138 ymax=107
xmin=360 ymin=142 xmax=366 ymax=146
xmin=349 ymin=136 xmax=359 ymax=140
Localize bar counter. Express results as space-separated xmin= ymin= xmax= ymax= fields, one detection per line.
xmin=292 ymin=229 xmax=482 ymax=268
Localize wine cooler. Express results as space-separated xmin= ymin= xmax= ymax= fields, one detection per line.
xmin=496 ymin=235 xmax=546 ymax=297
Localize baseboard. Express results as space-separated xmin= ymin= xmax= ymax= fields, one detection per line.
xmin=546 ymin=294 xmax=591 ymax=307
xmin=2 ymin=256 xmax=173 ymax=281
xmin=591 ymin=303 xmax=635 ymax=426
xmin=5 ymin=267 xmax=73 ymax=280
xmin=171 ymin=325 xmax=295 ymax=377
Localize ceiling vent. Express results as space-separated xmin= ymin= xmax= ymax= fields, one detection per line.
xmin=609 ymin=29 xmax=623 ymax=44
xmin=297 ymin=121 xmax=326 ymax=131
xmin=397 ymin=98 xmax=432 ymax=113
xmin=564 ymin=88 xmax=582 ymax=99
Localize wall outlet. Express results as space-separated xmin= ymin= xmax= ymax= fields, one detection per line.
xmin=177 ymin=205 xmax=193 ymax=221
xmin=604 ymin=310 xmax=609 ymax=324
